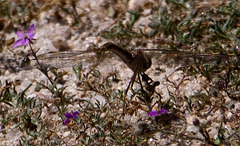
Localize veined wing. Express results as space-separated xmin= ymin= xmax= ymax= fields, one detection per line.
xmin=139 ymin=48 xmax=238 ymax=58
xmin=31 ymin=50 xmax=103 ymax=69
xmin=25 ymin=40 xmax=240 ymax=72
xmin=34 ymin=48 xmax=240 ymax=70
xmin=138 ymin=48 xmax=240 ymax=65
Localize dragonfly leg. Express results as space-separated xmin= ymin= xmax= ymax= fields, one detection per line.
xmin=141 ymin=72 xmax=153 ymax=85
xmin=125 ymin=72 xmax=152 ymax=95
xmin=138 ymin=73 xmax=144 ymax=92
xmin=125 ymin=72 xmax=137 ymax=95
xmin=122 ymin=72 xmax=137 ymax=117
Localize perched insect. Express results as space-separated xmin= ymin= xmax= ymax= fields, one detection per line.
xmin=35 ymin=42 xmax=153 ymax=95
xmin=2 ymin=42 xmax=240 ymax=95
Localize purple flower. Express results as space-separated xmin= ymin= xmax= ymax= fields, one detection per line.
xmin=13 ymin=24 xmax=36 ymax=47
xmin=64 ymin=118 xmax=70 ymax=125
xmin=148 ymin=108 xmax=167 ymax=117
xmin=64 ymin=111 xmax=79 ymax=125
xmin=148 ymin=111 xmax=159 ymax=117
xmin=159 ymin=109 xmax=168 ymax=114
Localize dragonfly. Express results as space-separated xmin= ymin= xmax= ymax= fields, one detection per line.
xmin=15 ymin=42 xmax=240 ymax=95
xmin=33 ymin=42 xmax=152 ymax=95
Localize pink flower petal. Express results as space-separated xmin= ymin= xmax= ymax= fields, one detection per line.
xmin=16 ymin=30 xmax=24 ymax=38
xmin=64 ymin=118 xmax=70 ymax=125
xmin=22 ymin=39 xmax=29 ymax=46
xmin=72 ymin=111 xmax=79 ymax=118
xmin=65 ymin=113 xmax=73 ymax=119
xmin=27 ymin=24 xmax=34 ymax=34
xmin=159 ymin=109 xmax=167 ymax=114
xmin=13 ymin=39 xmax=25 ymax=47
xmin=148 ymin=111 xmax=158 ymax=117
xmin=27 ymin=32 xmax=36 ymax=39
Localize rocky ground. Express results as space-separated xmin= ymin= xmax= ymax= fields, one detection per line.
xmin=0 ymin=0 xmax=240 ymax=145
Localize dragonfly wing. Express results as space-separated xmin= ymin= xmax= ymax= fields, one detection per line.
xmin=33 ymin=51 xmax=100 ymax=69
xmin=142 ymin=49 xmax=237 ymax=66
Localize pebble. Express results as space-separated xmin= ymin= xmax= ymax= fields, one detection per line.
xmin=128 ymin=0 xmax=148 ymax=10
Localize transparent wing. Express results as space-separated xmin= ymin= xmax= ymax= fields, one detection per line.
xmin=17 ymin=46 xmax=240 ymax=73
xmin=35 ymin=50 xmax=100 ymax=69
xmin=138 ymin=48 xmax=240 ymax=66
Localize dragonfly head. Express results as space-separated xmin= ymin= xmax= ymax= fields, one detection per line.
xmin=131 ymin=51 xmax=152 ymax=73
